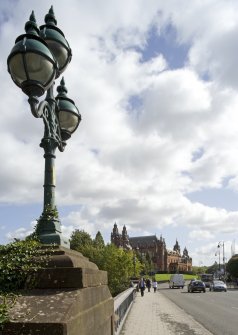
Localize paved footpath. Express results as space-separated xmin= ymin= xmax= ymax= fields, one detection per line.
xmin=120 ymin=289 xmax=213 ymax=335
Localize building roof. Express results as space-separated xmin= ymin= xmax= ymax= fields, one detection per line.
xmin=129 ymin=235 xmax=157 ymax=248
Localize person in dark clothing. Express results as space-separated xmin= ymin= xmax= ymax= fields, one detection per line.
xmin=146 ymin=278 xmax=151 ymax=292
xmin=139 ymin=278 xmax=145 ymax=296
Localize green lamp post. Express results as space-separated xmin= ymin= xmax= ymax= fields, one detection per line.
xmin=7 ymin=7 xmax=81 ymax=247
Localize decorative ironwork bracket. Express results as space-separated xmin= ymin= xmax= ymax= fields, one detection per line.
xmin=28 ymin=87 xmax=66 ymax=152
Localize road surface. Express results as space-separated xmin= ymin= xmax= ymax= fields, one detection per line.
xmin=159 ymin=282 xmax=238 ymax=335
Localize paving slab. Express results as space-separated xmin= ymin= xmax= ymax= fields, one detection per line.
xmin=120 ymin=289 xmax=213 ymax=335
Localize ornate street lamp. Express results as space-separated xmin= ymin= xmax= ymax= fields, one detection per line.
xmin=217 ymin=241 xmax=225 ymax=277
xmin=7 ymin=7 xmax=81 ymax=247
xmin=133 ymin=254 xmax=136 ymax=277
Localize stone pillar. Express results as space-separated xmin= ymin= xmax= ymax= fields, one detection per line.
xmin=2 ymin=247 xmax=114 ymax=335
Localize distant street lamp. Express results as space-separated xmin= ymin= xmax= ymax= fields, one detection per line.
xmin=217 ymin=241 xmax=225 ymax=277
xmin=215 ymin=249 xmax=221 ymax=272
xmin=7 ymin=7 xmax=81 ymax=247
xmin=133 ymin=254 xmax=136 ymax=277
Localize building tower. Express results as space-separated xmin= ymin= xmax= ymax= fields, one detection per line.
xmin=157 ymin=235 xmax=166 ymax=271
xmin=173 ymin=239 xmax=181 ymax=254
xmin=121 ymin=225 xmax=131 ymax=250
xmin=111 ymin=222 xmax=122 ymax=247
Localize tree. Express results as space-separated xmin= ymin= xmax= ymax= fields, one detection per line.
xmin=192 ymin=265 xmax=208 ymax=275
xmin=99 ymin=244 xmax=134 ymax=296
xmin=70 ymin=229 xmax=93 ymax=252
xmin=206 ymin=262 xmax=219 ymax=275
xmin=69 ymin=229 xmax=141 ymax=296
xmin=136 ymin=251 xmax=150 ymax=275
xmin=94 ymin=231 xmax=105 ymax=249
xmin=226 ymin=255 xmax=238 ymax=278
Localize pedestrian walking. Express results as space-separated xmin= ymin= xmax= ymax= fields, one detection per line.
xmin=146 ymin=278 xmax=151 ymax=292
xmin=152 ymin=279 xmax=158 ymax=293
xmin=139 ymin=277 xmax=145 ymax=296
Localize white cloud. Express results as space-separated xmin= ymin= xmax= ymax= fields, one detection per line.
xmin=189 ymin=230 xmax=214 ymax=241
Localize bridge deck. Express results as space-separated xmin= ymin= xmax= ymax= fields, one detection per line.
xmin=120 ymin=287 xmax=212 ymax=335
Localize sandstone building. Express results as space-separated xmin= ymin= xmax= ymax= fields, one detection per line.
xmin=111 ymin=223 xmax=192 ymax=272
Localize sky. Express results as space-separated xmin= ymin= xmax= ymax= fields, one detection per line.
xmin=1 ymin=0 xmax=238 ymax=266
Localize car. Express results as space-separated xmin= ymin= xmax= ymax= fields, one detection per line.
xmin=188 ymin=280 xmax=206 ymax=293
xmin=209 ymin=280 xmax=227 ymax=292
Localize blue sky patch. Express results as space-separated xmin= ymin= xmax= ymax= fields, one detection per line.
xmin=186 ymin=187 xmax=238 ymax=211
xmin=126 ymin=95 xmax=144 ymax=120
xmin=141 ymin=24 xmax=190 ymax=69
xmin=0 ymin=203 xmax=82 ymax=245
xmin=192 ymin=147 xmax=205 ymax=162
xmin=90 ymin=148 xmax=100 ymax=156
xmin=128 ymin=95 xmax=143 ymax=110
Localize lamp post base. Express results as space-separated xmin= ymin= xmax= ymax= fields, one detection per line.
xmin=36 ymin=216 xmax=70 ymax=248
xmin=38 ymin=232 xmax=70 ymax=248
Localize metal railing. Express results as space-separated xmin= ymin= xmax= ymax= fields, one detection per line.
xmin=114 ymin=287 xmax=136 ymax=335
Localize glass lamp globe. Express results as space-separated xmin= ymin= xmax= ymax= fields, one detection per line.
xmin=7 ymin=11 xmax=57 ymax=97
xmin=40 ymin=6 xmax=72 ymax=76
xmin=56 ymin=77 xmax=81 ymax=141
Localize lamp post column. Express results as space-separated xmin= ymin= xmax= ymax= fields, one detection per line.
xmin=218 ymin=247 xmax=221 ymax=272
xmin=222 ymin=242 xmax=225 ymax=276
xmin=41 ymin=86 xmax=58 ymax=211
xmin=42 ymin=138 xmax=57 ymax=212
xmin=35 ymin=84 xmax=68 ymax=246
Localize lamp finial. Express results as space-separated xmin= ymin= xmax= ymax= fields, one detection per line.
xmin=25 ymin=10 xmax=39 ymax=36
xmin=45 ymin=6 xmax=57 ymax=26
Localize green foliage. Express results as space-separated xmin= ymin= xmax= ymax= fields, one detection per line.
xmin=70 ymin=229 xmax=142 ymax=296
xmin=192 ymin=266 xmax=208 ymax=275
xmin=42 ymin=204 xmax=59 ymax=219
xmin=0 ymin=239 xmax=49 ymax=292
xmin=73 ymin=243 xmax=137 ymax=296
xmin=35 ymin=205 xmax=59 ymax=237
xmin=136 ymin=251 xmax=151 ymax=275
xmin=99 ymin=245 xmax=134 ymax=296
xmin=0 ymin=239 xmax=52 ymax=328
xmin=77 ymin=244 xmax=104 ymax=268
xmin=206 ymin=262 xmax=219 ymax=274
xmin=70 ymin=229 xmax=93 ymax=251
xmin=94 ymin=231 xmax=105 ymax=249
xmin=0 ymin=294 xmax=17 ymax=327
xmin=227 ymin=255 xmax=238 ymax=278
